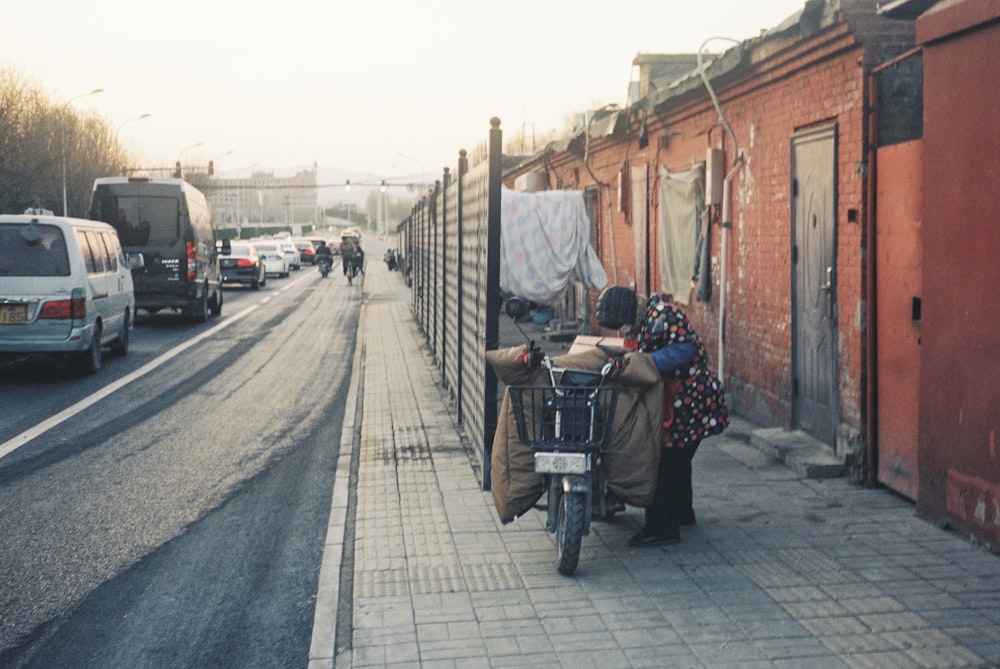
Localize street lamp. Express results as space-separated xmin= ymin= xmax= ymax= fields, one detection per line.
xmin=234 ymin=163 xmax=256 ymax=229
xmin=175 ymin=142 xmax=203 ymax=177
xmin=114 ymin=113 xmax=151 ymax=176
xmin=62 ymin=88 xmax=104 ymax=216
xmin=208 ymin=150 xmax=234 ymax=176
xmin=114 ymin=113 xmax=152 ymax=145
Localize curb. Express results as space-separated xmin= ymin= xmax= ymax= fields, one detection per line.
xmin=750 ymin=426 xmax=846 ymax=479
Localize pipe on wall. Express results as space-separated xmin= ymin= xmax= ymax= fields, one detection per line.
xmin=718 ymin=155 xmax=743 ymax=384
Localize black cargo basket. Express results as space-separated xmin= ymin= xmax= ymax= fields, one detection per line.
xmin=507 ymin=384 xmax=619 ymax=453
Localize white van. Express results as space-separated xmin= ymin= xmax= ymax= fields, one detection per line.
xmin=0 ymin=213 xmax=140 ymax=374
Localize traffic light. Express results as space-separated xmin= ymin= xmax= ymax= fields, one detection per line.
xmin=345 ymin=180 xmax=351 ymax=192
xmin=174 ymin=161 xmax=182 ymax=178
xmin=208 ymin=160 xmax=214 ymax=176
xmin=380 ymin=180 xmax=387 ymax=192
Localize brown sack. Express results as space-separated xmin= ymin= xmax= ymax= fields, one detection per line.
xmin=550 ymin=347 xmax=663 ymax=507
xmin=487 ymin=345 xmax=548 ymax=523
xmin=486 ymin=344 xmax=664 ymax=521
xmin=490 ymin=387 xmax=545 ymax=523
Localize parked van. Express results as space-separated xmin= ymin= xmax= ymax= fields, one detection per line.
xmin=0 ymin=213 xmax=140 ymax=374
xmin=87 ymin=177 xmax=223 ymax=322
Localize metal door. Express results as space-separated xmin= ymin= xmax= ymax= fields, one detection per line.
xmin=791 ymin=126 xmax=838 ymax=444
xmin=875 ymin=141 xmax=922 ymax=500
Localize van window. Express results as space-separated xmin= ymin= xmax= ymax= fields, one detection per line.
xmin=77 ymin=231 xmax=102 ymax=274
xmin=0 ymin=223 xmax=70 ymax=276
xmin=92 ymin=194 xmax=180 ymax=247
xmin=98 ymin=231 xmax=120 ymax=271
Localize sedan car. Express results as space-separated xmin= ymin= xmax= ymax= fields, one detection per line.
xmin=252 ymin=242 xmax=289 ymax=277
xmin=279 ymin=240 xmax=301 ymax=270
xmin=293 ymin=239 xmax=317 ymax=265
xmin=309 ymin=238 xmax=336 ymax=256
xmin=219 ymin=241 xmax=266 ymax=289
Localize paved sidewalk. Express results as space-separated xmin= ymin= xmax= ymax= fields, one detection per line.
xmin=310 ymin=254 xmax=1000 ymax=669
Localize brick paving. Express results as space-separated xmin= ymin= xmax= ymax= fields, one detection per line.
xmin=309 ymin=248 xmax=1000 ymax=669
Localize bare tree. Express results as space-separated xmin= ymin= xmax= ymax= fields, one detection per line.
xmin=0 ymin=67 xmax=137 ymax=216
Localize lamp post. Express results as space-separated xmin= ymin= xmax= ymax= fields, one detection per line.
xmin=114 ymin=113 xmax=151 ymax=175
xmin=209 ymin=150 xmax=234 ymax=175
xmin=114 ymin=113 xmax=152 ymax=145
xmin=378 ymin=179 xmax=388 ymax=235
xmin=234 ymin=163 xmax=256 ymax=230
xmin=176 ymin=142 xmax=203 ymax=177
xmin=62 ymin=88 xmax=104 ymax=216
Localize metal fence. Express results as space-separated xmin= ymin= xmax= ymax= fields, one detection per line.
xmin=394 ymin=119 xmax=503 ymax=490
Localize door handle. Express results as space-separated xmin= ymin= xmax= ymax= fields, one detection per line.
xmin=819 ymin=266 xmax=833 ymax=318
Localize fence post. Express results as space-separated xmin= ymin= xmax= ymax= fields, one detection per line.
xmin=441 ymin=167 xmax=451 ymax=386
xmin=482 ymin=117 xmax=503 ymax=489
xmin=456 ymin=150 xmax=468 ymax=424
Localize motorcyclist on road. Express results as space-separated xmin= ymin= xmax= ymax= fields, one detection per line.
xmin=314 ymin=240 xmax=334 ymax=277
xmin=314 ymin=240 xmax=333 ymax=265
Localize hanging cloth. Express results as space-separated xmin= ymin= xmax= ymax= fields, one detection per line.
xmin=657 ymin=165 xmax=705 ymax=305
xmin=500 ymin=187 xmax=607 ymax=305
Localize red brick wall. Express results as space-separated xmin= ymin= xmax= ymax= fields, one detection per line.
xmin=916 ymin=2 xmax=1000 ymax=551
xmin=505 ymin=8 xmax=916 ymax=455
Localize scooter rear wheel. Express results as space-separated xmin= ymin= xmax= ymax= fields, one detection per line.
xmin=556 ymin=491 xmax=585 ymax=576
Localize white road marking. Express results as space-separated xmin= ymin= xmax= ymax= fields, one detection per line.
xmin=0 ymin=304 xmax=259 ymax=460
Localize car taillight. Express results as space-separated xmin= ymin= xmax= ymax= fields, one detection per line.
xmin=187 ymin=241 xmax=197 ymax=280
xmin=304 ymin=249 xmax=315 ymax=256
xmin=39 ymin=287 xmax=86 ymax=320
xmin=237 ymin=258 xmax=254 ymax=267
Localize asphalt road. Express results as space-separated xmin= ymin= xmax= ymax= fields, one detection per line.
xmin=0 ymin=264 xmax=360 ymax=667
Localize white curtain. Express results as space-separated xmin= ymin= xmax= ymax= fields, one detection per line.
xmin=657 ymin=165 xmax=705 ymax=304
xmin=500 ymin=188 xmax=607 ymax=305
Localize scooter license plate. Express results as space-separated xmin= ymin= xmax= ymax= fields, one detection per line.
xmin=535 ymin=452 xmax=588 ymax=474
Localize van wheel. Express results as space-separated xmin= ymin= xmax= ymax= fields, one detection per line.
xmin=78 ymin=323 xmax=103 ymax=375
xmin=209 ymin=288 xmax=223 ymax=316
xmin=111 ymin=310 xmax=130 ymax=357
xmin=187 ymin=289 xmax=209 ymax=323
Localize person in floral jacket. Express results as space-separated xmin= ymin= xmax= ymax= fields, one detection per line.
xmin=628 ymin=292 xmax=728 ymax=547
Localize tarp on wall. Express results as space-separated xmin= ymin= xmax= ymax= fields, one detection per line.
xmin=500 ymin=187 xmax=607 ymax=305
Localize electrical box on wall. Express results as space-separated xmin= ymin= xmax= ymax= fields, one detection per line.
xmin=705 ymin=148 xmax=725 ymax=206
xmin=514 ymin=171 xmax=547 ymax=192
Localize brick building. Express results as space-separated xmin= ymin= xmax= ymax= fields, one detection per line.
xmin=504 ymin=0 xmax=1000 ymax=551
xmin=508 ymin=0 xmax=914 ymax=460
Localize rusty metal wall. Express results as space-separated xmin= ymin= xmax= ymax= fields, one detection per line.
xmin=395 ymin=120 xmax=503 ymax=489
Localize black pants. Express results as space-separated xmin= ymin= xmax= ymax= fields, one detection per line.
xmin=644 ymin=444 xmax=698 ymax=538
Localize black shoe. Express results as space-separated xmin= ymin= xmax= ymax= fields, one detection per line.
xmin=628 ymin=529 xmax=681 ymax=548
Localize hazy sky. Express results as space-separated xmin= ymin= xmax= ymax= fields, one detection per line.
xmin=6 ymin=1 xmax=805 ymax=193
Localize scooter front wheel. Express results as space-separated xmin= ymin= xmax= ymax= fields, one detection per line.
xmin=556 ymin=491 xmax=586 ymax=576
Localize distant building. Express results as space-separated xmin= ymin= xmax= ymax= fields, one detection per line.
xmin=201 ymin=164 xmax=318 ymax=227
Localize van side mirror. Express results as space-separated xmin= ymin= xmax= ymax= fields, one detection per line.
xmin=127 ymin=253 xmax=145 ymax=270
xmin=220 ymin=238 xmax=231 ymax=256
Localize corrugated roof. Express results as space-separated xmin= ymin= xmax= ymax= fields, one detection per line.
xmin=878 ymin=0 xmax=939 ymax=19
